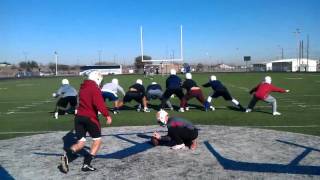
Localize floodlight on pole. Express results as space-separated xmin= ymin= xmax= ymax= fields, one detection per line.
xmin=54 ymin=51 xmax=58 ymax=76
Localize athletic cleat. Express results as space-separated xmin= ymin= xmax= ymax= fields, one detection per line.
xmin=171 ymin=144 xmax=186 ymax=150
xmin=60 ymin=154 xmax=69 ymax=173
xmin=245 ymin=109 xmax=252 ymax=113
xmin=210 ymin=106 xmax=215 ymax=111
xmin=81 ymin=164 xmax=97 ymax=172
xmin=170 ymin=107 xmax=174 ymax=111
xmin=136 ymin=108 xmax=141 ymax=112
xmin=273 ymin=112 xmax=281 ymax=116
xmin=54 ymin=112 xmax=59 ymax=119
xmin=185 ymin=107 xmax=190 ymax=111
xmin=143 ymin=108 xmax=151 ymax=112
xmin=113 ymin=110 xmax=120 ymax=114
xmin=179 ymin=108 xmax=185 ymax=112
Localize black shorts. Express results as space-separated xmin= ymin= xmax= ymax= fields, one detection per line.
xmin=163 ymin=88 xmax=184 ymax=100
xmin=57 ymin=96 xmax=78 ymax=108
xmin=211 ymin=90 xmax=232 ymax=101
xmin=123 ymin=91 xmax=144 ymax=103
xmin=74 ymin=115 xmax=101 ymax=140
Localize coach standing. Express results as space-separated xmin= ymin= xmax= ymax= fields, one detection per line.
xmin=61 ymin=71 xmax=112 ymax=173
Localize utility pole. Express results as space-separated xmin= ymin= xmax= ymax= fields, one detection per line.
xmin=293 ymin=28 xmax=301 ymax=71
xmin=54 ymin=51 xmax=58 ymax=76
xmin=307 ymin=34 xmax=309 ymax=70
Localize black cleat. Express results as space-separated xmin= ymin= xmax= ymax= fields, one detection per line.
xmin=81 ymin=164 xmax=97 ymax=172
xmin=60 ymin=154 xmax=69 ymax=173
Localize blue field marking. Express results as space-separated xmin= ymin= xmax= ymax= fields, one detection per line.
xmin=0 ymin=165 xmax=14 ymax=180
xmin=204 ymin=140 xmax=320 ymax=175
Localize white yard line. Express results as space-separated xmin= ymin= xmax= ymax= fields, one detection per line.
xmin=285 ymin=77 xmax=303 ymax=80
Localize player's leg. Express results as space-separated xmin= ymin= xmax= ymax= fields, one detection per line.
xmin=246 ymin=96 xmax=259 ymax=113
xmin=223 ymin=90 xmax=245 ymax=111
xmin=264 ymin=95 xmax=280 ymax=115
xmin=168 ymin=128 xmax=185 ymax=150
xmin=205 ymin=93 xmax=219 ymax=111
xmin=193 ymin=89 xmax=206 ymax=110
xmin=81 ymin=119 xmax=102 ymax=171
xmin=161 ymin=89 xmax=173 ymax=109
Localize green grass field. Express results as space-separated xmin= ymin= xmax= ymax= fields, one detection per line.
xmin=1 ymin=72 xmax=320 ymax=140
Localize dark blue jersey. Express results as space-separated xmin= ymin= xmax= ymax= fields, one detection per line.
xmin=181 ymin=79 xmax=198 ymax=92
xmin=147 ymin=84 xmax=162 ymax=91
xmin=129 ymin=83 xmax=146 ymax=96
xmin=202 ymin=80 xmax=227 ymax=91
xmin=166 ymin=75 xmax=182 ymax=89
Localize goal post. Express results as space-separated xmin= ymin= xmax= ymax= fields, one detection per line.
xmin=140 ymin=25 xmax=184 ymax=62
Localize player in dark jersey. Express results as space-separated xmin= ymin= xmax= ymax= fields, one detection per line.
xmin=153 ymin=110 xmax=198 ymax=150
xmin=160 ymin=69 xmax=184 ymax=110
xmin=180 ymin=73 xmax=206 ymax=112
xmin=60 ymin=71 xmax=112 ymax=173
xmin=203 ymin=75 xmax=245 ymax=111
xmin=123 ymin=79 xmax=150 ymax=112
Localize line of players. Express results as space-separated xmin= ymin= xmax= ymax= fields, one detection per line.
xmin=55 ymin=70 xmax=289 ymax=173
xmin=53 ymin=68 xmax=290 ymax=119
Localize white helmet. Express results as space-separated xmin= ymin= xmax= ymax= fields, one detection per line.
xmin=186 ymin=73 xmax=192 ymax=79
xmin=88 ymin=71 xmax=103 ymax=86
xmin=112 ymin=78 xmax=119 ymax=85
xmin=136 ymin=79 xmax=143 ymax=85
xmin=170 ymin=69 xmax=176 ymax=75
xmin=265 ymin=76 xmax=272 ymax=84
xmin=156 ymin=110 xmax=168 ymax=126
xmin=210 ymin=75 xmax=217 ymax=81
xmin=62 ymin=78 xmax=69 ymax=85
xmin=151 ymin=82 xmax=157 ymax=85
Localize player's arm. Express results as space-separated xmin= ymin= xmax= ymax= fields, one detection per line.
xmin=92 ymin=87 xmax=112 ymax=124
xmin=270 ymin=85 xmax=286 ymax=93
xmin=202 ymin=82 xmax=210 ymax=87
xmin=117 ymin=85 xmax=125 ymax=96
xmin=249 ymin=84 xmax=259 ymax=94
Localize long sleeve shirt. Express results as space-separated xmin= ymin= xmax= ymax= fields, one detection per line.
xmin=202 ymin=80 xmax=227 ymax=92
xmin=56 ymin=85 xmax=78 ymax=98
xmin=77 ymin=80 xmax=110 ymax=126
xmin=250 ymin=82 xmax=286 ymax=100
xmin=166 ymin=75 xmax=182 ymax=89
xmin=101 ymin=82 xmax=125 ymax=96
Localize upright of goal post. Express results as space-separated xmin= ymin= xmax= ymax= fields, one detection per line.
xmin=140 ymin=25 xmax=184 ymax=63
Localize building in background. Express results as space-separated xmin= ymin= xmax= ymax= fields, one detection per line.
xmin=252 ymin=58 xmax=318 ymax=72
xmin=79 ymin=65 xmax=122 ymax=75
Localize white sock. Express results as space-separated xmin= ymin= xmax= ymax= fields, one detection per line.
xmin=231 ymin=99 xmax=239 ymax=106
xmin=207 ymin=96 xmax=212 ymax=103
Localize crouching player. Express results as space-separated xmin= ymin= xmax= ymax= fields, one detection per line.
xmin=123 ymin=79 xmax=150 ymax=112
xmin=60 ymin=71 xmax=112 ymax=173
xmin=246 ymin=76 xmax=289 ymax=115
xmin=180 ymin=73 xmax=206 ymax=112
xmin=146 ymin=82 xmax=173 ymax=111
xmin=203 ymin=75 xmax=245 ymax=111
xmin=101 ymin=78 xmax=125 ymax=114
xmin=152 ymin=110 xmax=198 ymax=150
xmin=52 ymin=78 xmax=78 ymax=119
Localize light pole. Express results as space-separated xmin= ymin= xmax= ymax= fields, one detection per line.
xmin=54 ymin=51 xmax=58 ymax=76
xmin=293 ymin=28 xmax=301 ymax=71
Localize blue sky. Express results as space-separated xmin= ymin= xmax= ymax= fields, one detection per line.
xmin=1 ymin=0 xmax=319 ymax=65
